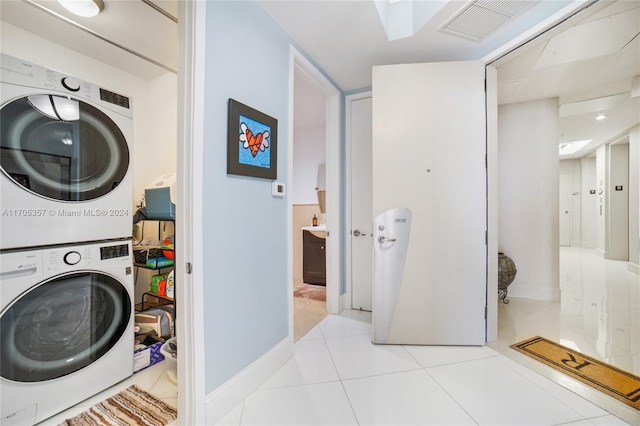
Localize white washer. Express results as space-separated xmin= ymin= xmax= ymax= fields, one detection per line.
xmin=0 ymin=240 xmax=134 ymax=426
xmin=0 ymin=53 xmax=133 ymax=250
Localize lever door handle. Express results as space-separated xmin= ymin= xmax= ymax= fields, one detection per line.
xmin=378 ymin=236 xmax=396 ymax=244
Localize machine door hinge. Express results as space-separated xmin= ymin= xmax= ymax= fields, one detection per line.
xmin=186 ymin=262 xmax=192 ymax=274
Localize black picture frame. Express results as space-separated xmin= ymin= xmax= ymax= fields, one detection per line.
xmin=227 ymin=99 xmax=278 ymax=180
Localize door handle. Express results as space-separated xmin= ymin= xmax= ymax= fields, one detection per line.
xmin=378 ymin=236 xmax=396 ymax=244
xmin=353 ymin=230 xmax=361 ymax=236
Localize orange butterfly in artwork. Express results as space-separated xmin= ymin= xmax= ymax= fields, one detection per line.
xmin=239 ymin=122 xmax=270 ymax=157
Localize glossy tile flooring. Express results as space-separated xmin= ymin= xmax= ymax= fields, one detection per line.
xmin=215 ymin=310 xmax=638 ymax=425
xmin=216 ymin=247 xmax=639 ymax=425
xmin=495 ymin=246 xmax=639 ymax=377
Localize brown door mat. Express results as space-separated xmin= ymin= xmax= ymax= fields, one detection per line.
xmin=511 ymin=336 xmax=639 ymax=409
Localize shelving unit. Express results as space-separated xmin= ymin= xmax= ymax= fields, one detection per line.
xmin=140 ymin=291 xmax=174 ymax=311
xmin=133 ymin=219 xmax=175 ymax=313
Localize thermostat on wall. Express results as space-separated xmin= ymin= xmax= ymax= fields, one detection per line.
xmin=272 ymin=181 xmax=285 ymax=197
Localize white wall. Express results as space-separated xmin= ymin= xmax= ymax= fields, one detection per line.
xmin=559 ymin=159 xmax=582 ymax=246
xmin=498 ymin=98 xmax=560 ymax=301
xmin=134 ymin=73 xmax=178 ymax=205
xmin=292 ymin=125 xmax=325 ymax=204
xmin=0 ymin=22 xmax=178 ymax=210
xmin=581 ymin=157 xmax=597 ymax=249
xmin=630 ymin=125 xmax=640 ymax=273
xmin=608 ymin=143 xmax=629 ymax=260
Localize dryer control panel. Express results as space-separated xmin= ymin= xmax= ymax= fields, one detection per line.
xmin=100 ymin=243 xmax=130 ymax=260
xmin=39 ymin=241 xmax=132 ymax=273
xmin=0 ymin=53 xmax=132 ymax=117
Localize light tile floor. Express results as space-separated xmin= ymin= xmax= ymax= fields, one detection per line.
xmin=216 ymin=310 xmax=638 ymax=425
xmin=39 ymin=247 xmax=639 ymax=425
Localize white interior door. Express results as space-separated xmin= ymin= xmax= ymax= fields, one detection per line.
xmin=372 ymin=61 xmax=487 ymax=345
xmin=559 ymin=172 xmax=572 ymax=246
xmin=349 ymin=95 xmax=373 ymax=311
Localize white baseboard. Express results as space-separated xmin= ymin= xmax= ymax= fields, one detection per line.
xmin=205 ymin=338 xmax=294 ymax=424
xmin=508 ymin=283 xmax=561 ymax=301
xmin=595 ymin=249 xmax=606 ymax=258
xmin=628 ymin=262 xmax=640 ymax=275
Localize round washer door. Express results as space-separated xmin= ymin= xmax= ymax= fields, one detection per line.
xmin=0 ymin=94 xmax=130 ymax=201
xmin=0 ymin=272 xmax=132 ymax=382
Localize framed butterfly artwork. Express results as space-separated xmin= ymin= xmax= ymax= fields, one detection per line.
xmin=227 ymin=98 xmax=278 ymax=180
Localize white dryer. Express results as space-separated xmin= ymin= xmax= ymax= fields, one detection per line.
xmin=0 ymin=53 xmax=133 ymax=250
xmin=0 ymin=240 xmax=134 ymax=426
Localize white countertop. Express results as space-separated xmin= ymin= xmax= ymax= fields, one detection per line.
xmin=302 ymin=224 xmax=326 ymax=232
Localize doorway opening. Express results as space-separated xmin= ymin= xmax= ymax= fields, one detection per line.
xmin=289 ymin=47 xmax=341 ymax=340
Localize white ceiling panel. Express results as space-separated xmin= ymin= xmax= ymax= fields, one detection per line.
xmin=535 ymin=7 xmax=640 ymax=69
xmin=559 ymin=93 xmax=629 ymax=117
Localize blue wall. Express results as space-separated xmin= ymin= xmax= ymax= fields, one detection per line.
xmin=202 ymin=1 xmax=291 ymax=392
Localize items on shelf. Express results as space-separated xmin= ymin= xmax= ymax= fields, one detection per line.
xmin=135 ymin=305 xmax=174 ymax=339
xmin=166 ymin=270 xmax=175 ymax=298
xmin=150 ymin=274 xmax=169 ymax=295
xmin=146 ymin=256 xmax=174 ymax=268
xmin=145 ymin=173 xmax=176 ymax=220
xmin=162 ymin=235 xmax=175 ymax=259
xmin=133 ymin=304 xmax=174 ymax=373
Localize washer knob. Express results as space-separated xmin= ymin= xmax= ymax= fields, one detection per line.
xmin=61 ymin=77 xmax=81 ymax=92
xmin=64 ymin=251 xmax=81 ymax=265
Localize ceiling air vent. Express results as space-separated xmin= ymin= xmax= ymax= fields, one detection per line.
xmin=440 ymin=0 xmax=536 ymax=41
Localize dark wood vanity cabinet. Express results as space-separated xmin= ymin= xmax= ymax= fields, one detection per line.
xmin=303 ymin=230 xmax=326 ymax=285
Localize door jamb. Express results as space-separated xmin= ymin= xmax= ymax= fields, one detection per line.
xmin=345 ymin=91 xmax=372 ymax=310
xmin=176 ymin=0 xmax=206 ymax=423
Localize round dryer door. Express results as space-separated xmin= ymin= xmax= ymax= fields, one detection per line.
xmin=0 ymin=94 xmax=130 ymax=201
xmin=0 ymin=272 xmax=132 ymax=382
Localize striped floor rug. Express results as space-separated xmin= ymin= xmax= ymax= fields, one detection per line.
xmin=511 ymin=336 xmax=640 ymax=409
xmin=58 ymin=385 xmax=177 ymax=426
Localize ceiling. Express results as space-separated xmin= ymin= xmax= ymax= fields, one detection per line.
xmin=1 ymin=0 xmax=638 ymax=159
xmin=0 ymin=0 xmax=178 ymax=80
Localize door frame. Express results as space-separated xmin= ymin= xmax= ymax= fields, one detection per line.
xmin=345 ymin=90 xmax=372 ymax=310
xmin=288 ymin=46 xmax=342 ymax=316
xmin=176 ymin=0 xmax=206 ymax=424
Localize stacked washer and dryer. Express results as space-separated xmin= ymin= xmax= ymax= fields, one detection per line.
xmin=0 ymin=54 xmax=135 ymax=426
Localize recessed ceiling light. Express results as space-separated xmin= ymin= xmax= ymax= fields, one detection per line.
xmin=595 ymin=113 xmax=607 ymax=121
xmin=57 ymin=0 xmax=104 ymax=17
